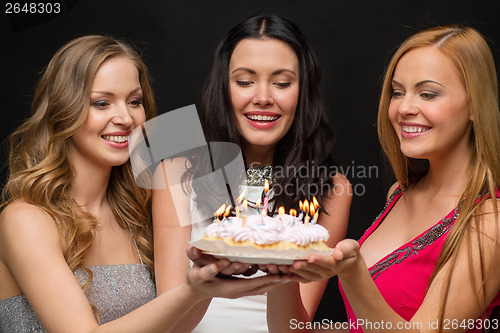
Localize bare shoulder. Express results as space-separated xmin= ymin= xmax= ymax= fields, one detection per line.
xmin=320 ymin=172 xmax=352 ymax=209
xmin=153 ymin=157 xmax=192 ymax=189
xmin=1 ymin=200 xmax=55 ymax=226
xmin=386 ymin=182 xmax=400 ymax=201
xmin=331 ymin=172 xmax=352 ymax=197
xmin=475 ymin=197 xmax=500 ymax=238
xmin=478 ymin=197 xmax=500 ymax=214
xmin=321 ymin=172 xmax=352 ymax=208
xmin=332 ymin=172 xmax=351 ymax=188
xmin=0 ymin=200 xmax=59 ymax=251
xmin=319 ymin=173 xmax=352 ymax=246
xmin=163 ymin=157 xmax=192 ymax=169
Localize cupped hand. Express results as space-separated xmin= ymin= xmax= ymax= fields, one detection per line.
xmin=187 ymin=245 xmax=259 ymax=276
xmin=288 ymin=239 xmax=361 ymax=283
xmin=186 ymin=259 xmax=287 ymax=299
xmin=258 ymin=263 xmax=292 ymax=275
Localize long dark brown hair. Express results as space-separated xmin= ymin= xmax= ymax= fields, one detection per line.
xmin=188 ymin=14 xmax=338 ymax=215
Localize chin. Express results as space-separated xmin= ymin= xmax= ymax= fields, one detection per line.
xmin=399 ymin=149 xmax=428 ymax=160
xmin=105 ymin=156 xmax=130 ymax=167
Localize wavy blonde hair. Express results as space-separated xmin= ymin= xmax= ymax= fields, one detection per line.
xmin=378 ymin=25 xmax=500 ymax=327
xmin=2 ymin=35 xmax=156 ymax=282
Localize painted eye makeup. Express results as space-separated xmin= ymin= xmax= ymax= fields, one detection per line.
xmin=275 ymin=82 xmax=291 ymax=88
xmin=129 ymin=98 xmax=143 ymax=107
xmin=92 ymin=100 xmax=109 ymax=108
xmin=390 ymin=90 xmax=404 ymax=98
xmin=420 ymin=92 xmax=438 ymax=100
xmin=235 ymin=80 xmax=252 ymax=87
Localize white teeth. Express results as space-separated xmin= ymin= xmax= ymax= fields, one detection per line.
xmin=246 ymin=114 xmax=279 ymax=121
xmin=402 ymin=125 xmax=430 ymax=134
xmin=102 ymin=135 xmax=128 ymax=143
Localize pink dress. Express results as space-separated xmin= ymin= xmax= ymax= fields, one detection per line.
xmin=340 ymin=186 xmax=500 ymax=332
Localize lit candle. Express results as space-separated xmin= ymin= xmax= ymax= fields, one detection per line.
xmin=255 ymin=197 xmax=261 ymax=214
xmin=263 ymin=179 xmax=270 ymax=216
xmin=223 ymin=205 xmax=231 ymax=221
xmin=290 ymin=208 xmax=297 ymax=226
xmin=298 ymin=200 xmax=304 ymax=220
xmin=278 ymin=206 xmax=285 ymax=215
xmin=312 ymin=196 xmax=319 ymax=209
xmin=303 ymin=199 xmax=310 ymax=222
xmin=311 ymin=196 xmax=320 ymax=224
xmin=311 ymin=212 xmax=319 ymax=224
xmin=236 ymin=189 xmax=247 ymax=203
xmin=214 ymin=204 xmax=226 ymax=223
xmin=242 ymin=199 xmax=248 ymax=227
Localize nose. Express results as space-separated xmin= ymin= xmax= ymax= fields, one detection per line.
xmin=252 ymin=83 xmax=274 ymax=106
xmin=112 ymin=102 xmax=134 ymax=127
xmin=397 ymin=94 xmax=419 ymax=117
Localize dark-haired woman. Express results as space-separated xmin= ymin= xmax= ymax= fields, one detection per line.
xmin=153 ymin=15 xmax=352 ymax=332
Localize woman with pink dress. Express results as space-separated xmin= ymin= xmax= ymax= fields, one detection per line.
xmin=289 ymin=25 xmax=500 ymax=332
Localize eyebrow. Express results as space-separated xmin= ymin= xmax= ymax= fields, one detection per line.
xmin=230 ymin=67 xmax=297 ymax=76
xmin=91 ymin=87 xmax=142 ymax=96
xmin=392 ymin=79 xmax=444 ymax=88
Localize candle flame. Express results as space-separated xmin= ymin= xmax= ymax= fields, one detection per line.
xmin=264 ymin=179 xmax=270 ymax=192
xmin=303 ymin=199 xmax=310 ymax=214
xmin=278 ymin=206 xmax=285 ymax=215
xmin=236 ymin=189 xmax=247 ymax=203
xmin=310 ymin=202 xmax=315 ymax=216
xmin=289 ymin=209 xmax=297 ymax=217
xmin=256 ymin=197 xmax=261 ymax=208
xmin=312 ymin=196 xmax=319 ymax=209
xmin=242 ymin=199 xmax=248 ymax=210
xmin=299 ymin=200 xmax=303 ymax=211
xmin=224 ymin=205 xmax=232 ymax=217
xmin=235 ymin=205 xmax=240 ymax=217
xmin=215 ymin=204 xmax=226 ymax=217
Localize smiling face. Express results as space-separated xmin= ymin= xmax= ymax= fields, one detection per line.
xmin=228 ymin=38 xmax=300 ymax=164
xmin=388 ymin=46 xmax=472 ymax=161
xmin=69 ymin=55 xmax=146 ymax=168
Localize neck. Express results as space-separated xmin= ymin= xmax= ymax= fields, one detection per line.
xmin=417 ymin=143 xmax=472 ymax=198
xmin=69 ymin=154 xmax=112 ymax=215
xmin=243 ymin=143 xmax=275 ymax=166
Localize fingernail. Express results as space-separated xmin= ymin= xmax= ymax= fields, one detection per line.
xmin=207 ymin=264 xmax=217 ymax=276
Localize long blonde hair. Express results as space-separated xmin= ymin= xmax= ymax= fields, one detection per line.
xmin=2 ymin=36 xmax=156 ymax=278
xmin=378 ymin=25 xmax=500 ymax=327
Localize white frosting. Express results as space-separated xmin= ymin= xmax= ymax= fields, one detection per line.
xmin=204 ymin=214 xmax=329 ymax=246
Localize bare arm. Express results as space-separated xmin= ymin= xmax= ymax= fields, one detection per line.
xmin=290 ymin=199 xmax=500 ymax=333
xmin=152 ymin=158 xmax=211 ymax=332
xmin=267 ymin=174 xmax=352 ymax=333
xmin=0 ymin=201 xmax=284 ymax=333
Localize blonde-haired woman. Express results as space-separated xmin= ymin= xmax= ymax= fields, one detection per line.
xmin=290 ymin=25 xmax=500 ymax=332
xmin=0 ymin=35 xmax=284 ymax=332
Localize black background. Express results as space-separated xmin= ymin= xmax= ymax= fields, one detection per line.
xmin=1 ymin=0 xmax=499 ymax=322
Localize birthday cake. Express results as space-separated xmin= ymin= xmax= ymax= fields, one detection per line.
xmin=192 ymin=196 xmax=332 ymax=261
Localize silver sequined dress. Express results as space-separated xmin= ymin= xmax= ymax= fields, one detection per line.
xmin=0 ymin=264 xmax=156 ymax=332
